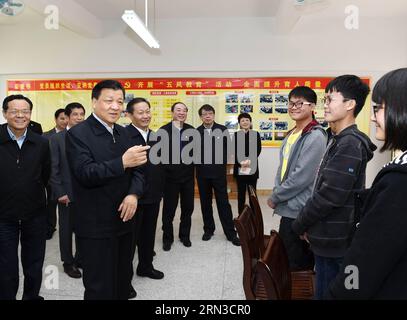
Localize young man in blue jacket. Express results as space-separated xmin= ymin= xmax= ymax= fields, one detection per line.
xmin=292 ymin=75 xmax=376 ymax=299
xmin=268 ymin=86 xmax=327 ymax=271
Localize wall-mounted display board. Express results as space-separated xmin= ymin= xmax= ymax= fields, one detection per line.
xmin=7 ymin=77 xmax=371 ymax=147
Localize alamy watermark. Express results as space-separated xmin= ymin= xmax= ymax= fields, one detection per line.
xmin=44 ymin=5 xmax=59 ymax=30
xmin=344 ymin=5 xmax=359 ymax=30
xmin=43 ymin=265 xmax=59 ymax=290
xmin=148 ymin=128 xmax=259 ymax=174
xmin=344 ymin=265 xmax=359 ymax=290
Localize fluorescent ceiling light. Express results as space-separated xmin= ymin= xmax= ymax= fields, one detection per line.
xmin=122 ymin=10 xmax=160 ymax=49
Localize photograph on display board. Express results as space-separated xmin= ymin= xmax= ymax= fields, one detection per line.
xmin=274 ymin=94 xmax=289 ymax=104
xmin=275 ymin=105 xmax=288 ymax=114
xmin=240 ymin=104 xmax=253 ymax=113
xmin=260 ymin=132 xmax=273 ymax=141
xmin=259 ymin=121 xmax=273 ymax=130
xmin=225 ymin=94 xmax=238 ymax=103
xmin=240 ymin=94 xmax=254 ymax=103
xmin=259 ymin=105 xmax=273 ymax=114
xmin=274 ymin=121 xmax=288 ymax=131
xmin=225 ymin=104 xmax=238 ymax=113
xmin=259 ymin=94 xmax=273 ymax=103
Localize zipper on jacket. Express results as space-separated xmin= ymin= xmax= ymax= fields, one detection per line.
xmin=15 ymin=141 xmax=21 ymax=168
xmin=313 ymin=137 xmax=336 ymax=193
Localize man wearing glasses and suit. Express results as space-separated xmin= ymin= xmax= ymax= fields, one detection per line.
xmin=0 ymin=95 xmax=51 ymax=300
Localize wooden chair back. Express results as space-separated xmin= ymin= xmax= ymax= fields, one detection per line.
xmin=255 ymin=230 xmax=315 ymax=300
xmin=255 ymin=230 xmax=292 ymax=300
xmin=248 ymin=185 xmax=266 ymax=254
xmin=234 ymin=205 xmax=261 ymax=300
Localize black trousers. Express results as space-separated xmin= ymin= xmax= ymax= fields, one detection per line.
xmin=197 ymin=174 xmax=236 ymax=239
xmin=162 ymin=178 xmax=194 ymax=243
xmin=236 ymin=178 xmax=257 ymax=214
xmin=78 ymin=232 xmax=133 ymax=300
xmin=46 ymin=185 xmax=57 ymax=234
xmin=131 ymin=202 xmax=160 ymax=275
xmin=58 ymin=202 xmax=80 ymax=266
xmin=278 ymin=216 xmax=314 ymax=271
xmin=0 ymin=215 xmax=46 ymax=300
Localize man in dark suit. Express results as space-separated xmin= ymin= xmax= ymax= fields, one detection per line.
xmin=126 ymin=98 xmax=164 ymax=297
xmin=49 ymin=103 xmax=85 ymax=279
xmin=196 ymin=104 xmax=240 ymax=246
xmin=65 ymin=80 xmax=150 ymax=300
xmin=160 ymin=102 xmax=196 ymax=251
xmin=43 ymin=108 xmax=67 ymax=240
xmin=0 ymin=95 xmax=51 ymax=300
xmin=43 ymin=108 xmax=68 ymax=138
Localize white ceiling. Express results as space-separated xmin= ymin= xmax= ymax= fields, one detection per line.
xmin=75 ymin=0 xmax=282 ymax=19
xmin=67 ymin=0 xmax=407 ymax=20
xmin=2 ymin=0 xmax=407 ymax=37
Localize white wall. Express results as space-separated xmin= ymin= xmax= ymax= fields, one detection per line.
xmin=1 ymin=10 xmax=405 ymax=188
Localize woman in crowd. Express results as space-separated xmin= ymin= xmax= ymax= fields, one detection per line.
xmin=233 ymin=113 xmax=262 ymax=214
xmin=326 ymin=68 xmax=407 ymax=299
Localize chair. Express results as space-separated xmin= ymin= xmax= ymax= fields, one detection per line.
xmin=235 ymin=206 xmax=314 ymax=300
xmin=248 ymin=185 xmax=267 ymax=254
xmin=233 ymin=205 xmax=260 ymax=300
xmin=255 ymin=230 xmax=315 ymax=300
xmin=255 ymin=230 xmax=291 ymax=299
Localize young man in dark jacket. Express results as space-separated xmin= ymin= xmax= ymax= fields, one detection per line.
xmin=0 ymin=95 xmax=51 ymax=300
xmin=326 ymin=68 xmax=407 ymax=299
xmin=292 ymin=75 xmax=377 ymax=299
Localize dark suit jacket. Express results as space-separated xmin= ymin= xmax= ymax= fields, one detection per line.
xmin=159 ymin=121 xmax=195 ymax=183
xmin=196 ymin=122 xmax=230 ymax=178
xmin=49 ymin=129 xmax=74 ymax=201
xmin=43 ymin=127 xmax=57 ymax=140
xmin=29 ymin=120 xmax=43 ymax=135
xmin=233 ymin=130 xmax=262 ymax=181
xmin=0 ymin=124 xmax=50 ymax=221
xmin=65 ymin=115 xmax=144 ymax=238
xmin=126 ymin=124 xmax=163 ymax=204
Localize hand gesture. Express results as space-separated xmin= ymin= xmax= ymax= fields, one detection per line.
xmin=118 ymin=194 xmax=138 ymax=222
xmin=122 ymin=145 xmax=150 ymax=169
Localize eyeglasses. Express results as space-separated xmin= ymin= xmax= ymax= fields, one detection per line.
xmin=7 ymin=109 xmax=31 ymax=116
xmin=322 ymin=96 xmax=350 ymax=105
xmin=373 ymin=104 xmax=384 ymax=117
xmin=287 ymin=101 xmax=312 ymax=109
